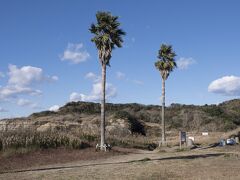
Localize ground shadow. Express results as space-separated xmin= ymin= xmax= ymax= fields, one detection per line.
xmin=0 ymin=153 xmax=225 ymax=175
xmin=141 ymin=153 xmax=224 ymax=161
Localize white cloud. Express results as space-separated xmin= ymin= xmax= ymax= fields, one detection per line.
xmin=8 ymin=64 xmax=58 ymax=86
xmin=85 ymin=72 xmax=100 ymax=82
xmin=0 ymin=107 xmax=8 ymax=112
xmin=91 ymin=82 xmax=117 ymax=100
xmin=8 ymin=65 xmax=43 ymax=86
xmin=0 ymin=65 xmax=56 ymax=101
xmin=17 ymin=98 xmax=33 ymax=106
xmin=70 ymin=92 xmax=85 ymax=102
xmin=0 ymin=85 xmax=42 ymax=101
xmin=208 ymin=75 xmax=240 ymax=96
xmin=51 ymin=76 xmax=59 ymax=81
xmin=70 ymin=83 xmax=117 ymax=102
xmin=71 ymin=71 xmax=117 ymax=102
xmin=0 ymin=72 xmax=5 ymax=78
xmin=116 ymin=71 xmax=126 ymax=80
xmin=133 ymin=80 xmax=144 ymax=85
xmin=61 ymin=43 xmax=90 ymax=64
xmin=49 ymin=105 xmax=60 ymax=112
xmin=85 ymin=72 xmax=96 ymax=79
xmin=176 ymin=57 xmax=196 ymax=70
xmin=17 ymin=98 xmax=32 ymax=106
xmin=16 ymin=98 xmax=40 ymax=109
xmin=70 ymin=82 xmax=117 ymax=102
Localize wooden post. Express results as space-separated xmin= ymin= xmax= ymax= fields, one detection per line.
xmin=179 ymin=131 xmax=182 ymax=149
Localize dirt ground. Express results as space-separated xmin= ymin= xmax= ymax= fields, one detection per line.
xmin=0 ymin=147 xmax=127 ymax=173
xmin=0 ymin=145 xmax=240 ymax=180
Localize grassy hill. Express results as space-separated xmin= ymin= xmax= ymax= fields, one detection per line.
xmin=28 ymin=98 xmax=240 ymax=132
xmin=2 ymin=99 xmax=240 ymax=133
xmin=0 ymin=99 xmax=240 ymax=152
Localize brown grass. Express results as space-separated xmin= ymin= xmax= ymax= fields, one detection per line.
xmin=0 ymin=147 xmax=125 ymax=173
xmin=1 ymin=146 xmax=240 ymax=180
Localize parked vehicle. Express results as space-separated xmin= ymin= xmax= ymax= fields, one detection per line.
xmin=226 ymin=138 xmax=236 ymax=145
xmin=219 ymin=139 xmax=226 ymax=146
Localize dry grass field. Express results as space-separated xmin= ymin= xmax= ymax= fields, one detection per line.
xmin=0 ymin=117 xmax=239 ymax=180
xmin=0 ymin=144 xmax=239 ymax=180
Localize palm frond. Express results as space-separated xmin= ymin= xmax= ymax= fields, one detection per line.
xmin=90 ymin=11 xmax=126 ymax=66
xmin=155 ymin=44 xmax=177 ymax=79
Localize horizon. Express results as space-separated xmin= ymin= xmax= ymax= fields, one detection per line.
xmin=1 ymin=0 xmax=240 ymax=118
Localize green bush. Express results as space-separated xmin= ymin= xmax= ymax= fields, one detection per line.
xmin=203 ymin=106 xmax=224 ymax=117
xmin=223 ymin=121 xmax=237 ymax=131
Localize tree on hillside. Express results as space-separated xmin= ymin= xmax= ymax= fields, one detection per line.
xmin=89 ymin=11 xmax=125 ymax=150
xmin=155 ymin=44 xmax=177 ymax=146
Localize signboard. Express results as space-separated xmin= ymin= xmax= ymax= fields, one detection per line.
xmin=180 ymin=131 xmax=186 ymax=142
xmin=179 ymin=131 xmax=186 ymax=149
xmin=202 ymin=132 xmax=209 ymax=136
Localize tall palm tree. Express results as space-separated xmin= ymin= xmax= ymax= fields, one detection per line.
xmin=155 ymin=44 xmax=177 ymax=146
xmin=89 ymin=11 xmax=125 ymax=150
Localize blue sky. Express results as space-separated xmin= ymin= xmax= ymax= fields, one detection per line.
xmin=0 ymin=0 xmax=240 ymax=118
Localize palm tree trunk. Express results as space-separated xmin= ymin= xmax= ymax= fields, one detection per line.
xmin=100 ymin=63 xmax=106 ymax=150
xmin=161 ymin=78 xmax=166 ymax=146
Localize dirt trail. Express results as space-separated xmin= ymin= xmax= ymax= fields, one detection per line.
xmin=0 ymin=147 xmax=240 ymax=180
xmin=0 ymin=149 xmax=157 ymax=174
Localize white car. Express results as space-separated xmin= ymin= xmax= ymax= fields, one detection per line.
xmin=226 ymin=138 xmax=236 ymax=145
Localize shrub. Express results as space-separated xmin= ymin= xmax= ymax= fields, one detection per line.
xmin=203 ymin=106 xmax=224 ymax=117
xmin=114 ymin=111 xmax=131 ymax=119
xmin=0 ymin=130 xmax=90 ymax=151
xmin=114 ymin=111 xmax=145 ymax=135
xmin=138 ymin=112 xmax=151 ymax=122
xmin=223 ymin=121 xmax=237 ymax=131
xmin=107 ymin=135 xmax=155 ymax=150
xmin=128 ymin=117 xmax=145 ymax=135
